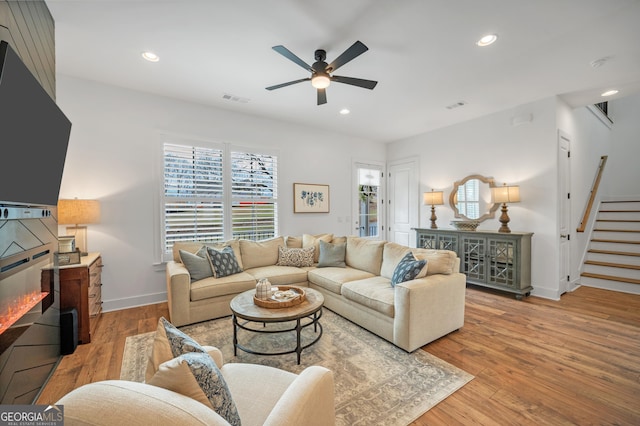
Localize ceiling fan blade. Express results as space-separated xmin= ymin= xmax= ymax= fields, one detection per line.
xmin=331 ymin=75 xmax=378 ymax=90
xmin=272 ymin=45 xmax=313 ymax=72
xmin=326 ymin=41 xmax=369 ymax=73
xmin=317 ymin=88 xmax=327 ymax=105
xmin=266 ymin=78 xmax=310 ymax=91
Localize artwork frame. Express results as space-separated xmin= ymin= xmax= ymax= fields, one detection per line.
xmin=293 ymin=183 xmax=330 ymax=213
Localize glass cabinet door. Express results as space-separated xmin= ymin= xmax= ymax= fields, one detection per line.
xmin=462 ymin=237 xmax=486 ymax=281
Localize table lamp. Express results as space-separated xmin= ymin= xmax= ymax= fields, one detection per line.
xmin=58 ymin=199 xmax=101 ymax=255
xmin=423 ymin=190 xmax=444 ymax=229
xmin=492 ymin=184 xmax=520 ymax=233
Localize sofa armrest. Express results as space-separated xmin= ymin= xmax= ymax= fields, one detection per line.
xmin=166 ymin=261 xmax=191 ymax=326
xmin=264 ymin=366 xmax=335 ymax=426
xmin=393 ymin=272 xmax=466 ymax=352
xmin=202 ymin=346 xmax=224 ymax=369
xmin=57 ymin=380 xmax=230 ymax=426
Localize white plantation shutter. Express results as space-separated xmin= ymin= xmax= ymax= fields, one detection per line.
xmin=163 ymin=143 xmax=224 ymax=252
xmin=230 ymin=150 xmax=278 ymax=240
xmin=162 ymin=142 xmax=278 ymax=258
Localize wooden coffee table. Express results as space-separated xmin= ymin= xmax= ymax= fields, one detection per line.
xmin=230 ymin=286 xmax=324 ymax=364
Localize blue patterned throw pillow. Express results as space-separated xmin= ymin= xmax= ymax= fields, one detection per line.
xmin=207 ymin=246 xmax=243 ymax=278
xmin=161 ymin=317 xmax=207 ymax=357
xmin=391 ymin=252 xmax=427 ymax=287
xmin=149 ymin=352 xmax=242 ymax=426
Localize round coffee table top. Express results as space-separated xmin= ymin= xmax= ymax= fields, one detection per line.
xmin=230 ymin=286 xmax=324 ymax=322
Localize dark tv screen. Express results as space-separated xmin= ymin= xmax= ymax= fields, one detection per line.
xmin=0 ymin=40 xmax=71 ymax=207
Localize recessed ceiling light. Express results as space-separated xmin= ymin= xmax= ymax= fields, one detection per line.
xmin=142 ymin=51 xmax=159 ymax=62
xmin=601 ymin=89 xmax=619 ymax=97
xmin=339 ymin=108 xmax=350 ymax=115
xmin=476 ymin=34 xmax=498 ymax=47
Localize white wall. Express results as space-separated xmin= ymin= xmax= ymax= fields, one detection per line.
xmin=605 ymin=93 xmax=640 ymax=196
xmin=56 ymin=75 xmax=386 ymax=311
xmin=387 ymin=97 xmax=560 ymax=298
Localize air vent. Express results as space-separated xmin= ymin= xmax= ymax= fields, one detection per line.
xmin=222 ymin=94 xmax=250 ymax=103
xmin=446 ymin=101 xmax=467 ymax=110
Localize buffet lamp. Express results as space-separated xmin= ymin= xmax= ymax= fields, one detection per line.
xmin=423 ymin=190 xmax=444 ymax=229
xmin=58 ymin=199 xmax=101 ymax=255
xmin=492 ymin=184 xmax=520 ymax=233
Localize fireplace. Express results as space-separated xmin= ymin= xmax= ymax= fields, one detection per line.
xmin=0 ymin=204 xmax=61 ymax=404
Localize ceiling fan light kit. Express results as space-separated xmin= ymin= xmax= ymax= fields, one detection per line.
xmin=266 ymin=40 xmax=378 ymax=105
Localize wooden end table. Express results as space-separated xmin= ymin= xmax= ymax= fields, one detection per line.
xmin=230 ymin=286 xmax=324 ymax=364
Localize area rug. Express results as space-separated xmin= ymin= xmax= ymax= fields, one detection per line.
xmin=121 ymin=309 xmax=473 ymax=425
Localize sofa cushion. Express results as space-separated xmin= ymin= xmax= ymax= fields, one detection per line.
xmin=302 ymin=233 xmax=334 ymax=262
xmin=207 ymin=246 xmax=243 ymax=278
xmin=345 ymin=237 xmax=385 ymax=275
xmin=411 ymin=248 xmax=457 ymax=275
xmin=190 ymin=273 xmax=257 ymax=301
xmin=179 ymin=247 xmax=214 ymax=282
xmin=245 ymin=265 xmax=308 ymax=286
xmin=239 ymin=236 xmax=285 ymax=270
xmin=222 ymin=363 xmax=297 ymax=426
xmin=308 ymin=267 xmax=375 ymax=294
xmin=317 ymin=240 xmax=346 ymax=268
xmin=276 ymin=246 xmax=315 ymax=267
xmin=145 ymin=317 xmax=207 ymax=382
xmin=285 ymin=235 xmax=303 ymax=248
xmin=342 ymin=277 xmax=395 ymax=318
xmin=148 ymin=352 xmax=241 ymax=426
xmin=391 ymin=252 xmax=427 ymax=287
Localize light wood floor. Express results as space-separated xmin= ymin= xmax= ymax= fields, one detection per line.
xmin=38 ymin=286 xmax=640 ymax=425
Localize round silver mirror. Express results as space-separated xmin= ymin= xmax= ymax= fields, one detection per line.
xmin=449 ymin=174 xmax=499 ymax=222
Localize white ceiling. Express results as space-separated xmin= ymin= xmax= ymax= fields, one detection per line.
xmin=47 ymin=0 xmax=640 ymax=143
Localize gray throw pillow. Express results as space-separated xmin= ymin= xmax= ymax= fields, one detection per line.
xmin=179 ymin=246 xmax=213 ymax=282
xmin=317 ymin=239 xmax=346 ymax=267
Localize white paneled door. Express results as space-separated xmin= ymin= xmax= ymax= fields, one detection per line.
xmin=388 ymin=159 xmax=419 ymax=246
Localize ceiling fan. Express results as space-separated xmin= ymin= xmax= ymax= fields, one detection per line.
xmin=266 ymin=40 xmax=378 ymax=105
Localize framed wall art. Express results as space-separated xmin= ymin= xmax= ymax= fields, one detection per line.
xmin=293 ymin=183 xmax=330 ymax=213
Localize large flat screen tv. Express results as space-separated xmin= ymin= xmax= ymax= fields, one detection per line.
xmin=0 ymin=40 xmax=71 ymax=207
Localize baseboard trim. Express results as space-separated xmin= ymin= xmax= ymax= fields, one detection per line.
xmin=103 ymin=292 xmax=167 ymax=313
xmin=530 ymin=286 xmax=561 ymax=301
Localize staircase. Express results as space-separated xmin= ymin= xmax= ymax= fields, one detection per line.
xmin=581 ymin=200 xmax=640 ymax=294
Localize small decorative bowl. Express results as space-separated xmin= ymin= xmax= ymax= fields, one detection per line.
xmin=450 ymin=220 xmax=480 ymax=231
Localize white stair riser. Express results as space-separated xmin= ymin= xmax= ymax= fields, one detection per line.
xmin=582 ymin=264 xmax=640 ymax=280
xmin=600 ymin=201 xmax=640 ymax=210
xmin=592 ymin=231 xmax=640 ymax=241
xmin=580 ymin=276 xmax=640 ymax=295
xmin=598 ymin=212 xmax=640 ymax=221
xmin=586 ymin=252 xmax=640 ymax=266
xmin=595 ymin=220 xmax=640 ymax=230
xmin=589 ymin=241 xmax=640 ymax=253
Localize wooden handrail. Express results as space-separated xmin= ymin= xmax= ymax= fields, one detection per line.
xmin=577 ymin=155 xmax=608 ymax=232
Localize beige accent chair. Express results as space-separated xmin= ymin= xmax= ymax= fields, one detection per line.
xmin=56 ymin=347 xmax=335 ymax=426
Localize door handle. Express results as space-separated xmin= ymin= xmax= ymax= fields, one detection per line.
xmin=560 ymin=234 xmax=568 ymax=239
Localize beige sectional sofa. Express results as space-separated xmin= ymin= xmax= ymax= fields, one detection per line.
xmin=167 ymin=234 xmax=466 ymax=352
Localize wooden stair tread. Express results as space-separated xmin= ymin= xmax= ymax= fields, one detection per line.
xmin=581 ymin=272 xmax=640 ymax=285
xmin=591 ymin=238 xmax=640 ymax=245
xmin=588 ymin=249 xmax=640 ymax=257
xmin=593 ymin=229 xmax=640 ymax=233
xmin=596 ymin=219 xmax=640 ymax=223
xmin=599 ymin=210 xmax=640 ymax=213
xmin=584 ymin=260 xmax=640 ymax=270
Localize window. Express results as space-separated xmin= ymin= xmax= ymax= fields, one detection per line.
xmin=162 ymin=140 xmax=277 ymax=259
xmin=456 ymin=178 xmax=479 ymax=219
xmin=354 ymin=164 xmax=383 ymax=238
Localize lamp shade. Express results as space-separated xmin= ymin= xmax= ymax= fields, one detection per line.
xmin=58 ymin=199 xmax=101 ymax=225
xmin=423 ymin=191 xmax=444 ymax=206
xmin=492 ymin=185 xmax=520 ymax=204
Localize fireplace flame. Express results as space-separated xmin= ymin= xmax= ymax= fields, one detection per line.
xmin=0 ymin=290 xmax=48 ymax=334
